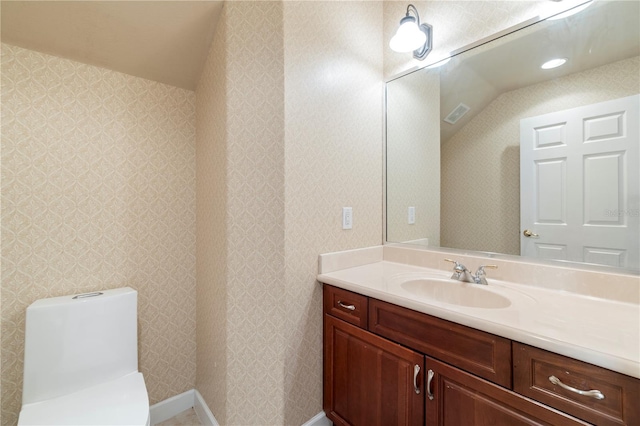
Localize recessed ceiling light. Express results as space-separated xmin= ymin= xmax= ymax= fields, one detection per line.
xmin=541 ymin=58 xmax=567 ymax=69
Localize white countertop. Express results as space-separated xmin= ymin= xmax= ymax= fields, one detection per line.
xmin=318 ymin=260 xmax=640 ymax=379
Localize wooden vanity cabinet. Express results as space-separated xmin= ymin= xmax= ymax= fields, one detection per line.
xmin=323 ymin=284 xmax=639 ymax=426
xmin=323 ymin=285 xmax=368 ymax=328
xmin=513 ymin=343 xmax=640 ymax=426
xmin=369 ymin=298 xmax=511 ymax=388
xmin=426 ymin=357 xmax=588 ymax=425
xmin=324 ymin=314 xmax=424 ymax=426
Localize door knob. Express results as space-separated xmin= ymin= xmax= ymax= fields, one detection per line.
xmin=523 ymin=229 xmax=539 ymax=238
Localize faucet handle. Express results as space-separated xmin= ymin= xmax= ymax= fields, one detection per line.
xmin=444 ymin=258 xmax=465 ymax=270
xmin=444 ymin=258 xmax=464 ymax=267
xmin=444 ymin=258 xmax=472 ymax=281
xmin=474 ymin=265 xmax=498 ymax=285
xmin=477 ymin=264 xmax=498 ymax=274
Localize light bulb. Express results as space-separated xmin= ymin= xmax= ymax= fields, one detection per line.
xmin=390 ymin=16 xmax=427 ymax=53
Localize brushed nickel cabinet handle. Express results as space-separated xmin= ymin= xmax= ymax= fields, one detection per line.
xmin=548 ymin=375 xmax=605 ymax=400
xmin=426 ymin=369 xmax=434 ymax=400
xmin=413 ymin=365 xmax=421 ymax=395
xmin=337 ymin=301 xmax=356 ymax=311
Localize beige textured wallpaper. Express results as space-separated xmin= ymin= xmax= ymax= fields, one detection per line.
xmin=386 ymin=67 xmax=440 ymax=244
xmin=195 ymin=3 xmax=229 ymax=423
xmin=195 ymin=1 xmax=382 ymax=424
xmin=1 ymin=44 xmax=196 ymax=425
xmin=441 ymin=56 xmax=640 ymax=255
xmin=195 ymin=2 xmax=286 ymax=425
xmin=282 ymin=2 xmax=383 ymax=424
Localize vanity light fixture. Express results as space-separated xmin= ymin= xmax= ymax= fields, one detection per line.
xmin=541 ymin=58 xmax=568 ymax=69
xmin=390 ymin=4 xmax=433 ymax=60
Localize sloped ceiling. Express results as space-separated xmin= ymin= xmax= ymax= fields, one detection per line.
xmin=439 ymin=0 xmax=640 ymax=142
xmin=1 ymin=1 xmax=224 ymax=90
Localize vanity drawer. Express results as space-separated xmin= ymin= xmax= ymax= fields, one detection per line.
xmin=323 ymin=285 xmax=368 ymax=328
xmin=513 ymin=343 xmax=640 ymax=426
xmin=369 ymin=298 xmax=511 ymax=387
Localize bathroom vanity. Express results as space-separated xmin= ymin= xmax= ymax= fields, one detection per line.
xmin=318 ymin=246 xmax=640 ymax=426
xmin=358 ymin=0 xmax=640 ymax=423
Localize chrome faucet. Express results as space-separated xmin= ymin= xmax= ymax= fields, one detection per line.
xmin=473 ymin=264 xmax=498 ymax=285
xmin=444 ymin=259 xmax=498 ymax=285
xmin=444 ymin=258 xmax=474 ymax=282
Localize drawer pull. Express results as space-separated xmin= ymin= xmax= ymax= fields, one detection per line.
xmin=426 ymin=369 xmax=434 ymax=400
xmin=337 ymin=301 xmax=356 ymax=311
xmin=413 ymin=365 xmax=421 ymax=395
xmin=548 ymin=375 xmax=605 ymax=400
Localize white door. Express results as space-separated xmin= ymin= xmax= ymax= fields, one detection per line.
xmin=520 ymin=94 xmax=639 ymax=270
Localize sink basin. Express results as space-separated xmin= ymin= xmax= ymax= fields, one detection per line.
xmin=401 ymin=279 xmax=511 ymax=309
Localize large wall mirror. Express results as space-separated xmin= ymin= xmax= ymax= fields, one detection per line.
xmin=386 ymin=0 xmax=640 ymax=272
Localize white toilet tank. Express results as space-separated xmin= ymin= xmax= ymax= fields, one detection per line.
xmin=22 ymin=287 xmax=139 ymax=405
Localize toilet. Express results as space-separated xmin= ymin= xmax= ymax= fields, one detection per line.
xmin=18 ymin=287 xmax=150 ymax=426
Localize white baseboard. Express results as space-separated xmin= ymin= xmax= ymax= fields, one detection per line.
xmin=194 ymin=389 xmax=219 ymax=426
xmin=301 ymin=412 xmax=331 ymax=426
xmin=149 ymin=388 xmax=219 ymax=425
xmin=151 ymin=389 xmax=320 ymax=426
xmin=149 ymin=389 xmax=195 ymax=425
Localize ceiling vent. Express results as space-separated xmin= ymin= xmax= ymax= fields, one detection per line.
xmin=444 ymin=103 xmax=470 ymax=124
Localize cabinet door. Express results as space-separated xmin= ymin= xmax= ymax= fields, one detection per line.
xmin=324 ymin=314 xmax=424 ymax=426
xmin=425 ymin=357 xmax=589 ymax=426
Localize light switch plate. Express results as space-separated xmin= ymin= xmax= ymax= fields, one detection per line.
xmin=342 ymin=207 xmax=353 ymax=230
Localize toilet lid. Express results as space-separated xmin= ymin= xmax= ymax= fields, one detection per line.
xmin=18 ymin=372 xmax=149 ymax=425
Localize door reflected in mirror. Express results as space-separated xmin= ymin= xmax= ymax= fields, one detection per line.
xmin=385 ymin=0 xmax=640 ymax=272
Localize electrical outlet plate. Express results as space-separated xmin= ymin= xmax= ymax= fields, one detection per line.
xmin=408 ymin=206 xmax=416 ymax=224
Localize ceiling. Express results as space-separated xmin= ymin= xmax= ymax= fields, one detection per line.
xmin=439 ymin=0 xmax=640 ymax=142
xmin=1 ymin=1 xmax=224 ymax=90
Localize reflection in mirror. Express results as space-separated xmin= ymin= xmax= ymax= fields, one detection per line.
xmin=385 ymin=0 xmax=640 ymax=272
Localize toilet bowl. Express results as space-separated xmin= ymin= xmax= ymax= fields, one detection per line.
xmin=18 ymin=287 xmax=150 ymax=425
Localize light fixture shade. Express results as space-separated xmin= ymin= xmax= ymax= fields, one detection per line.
xmin=390 ymin=16 xmax=427 ymax=53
